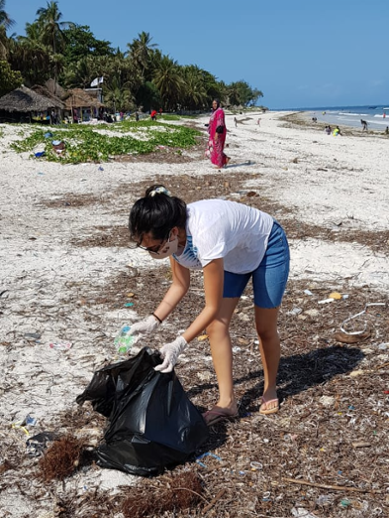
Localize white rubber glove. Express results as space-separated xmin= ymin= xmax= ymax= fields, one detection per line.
xmin=125 ymin=315 xmax=161 ymax=344
xmin=154 ymin=336 xmax=187 ymax=373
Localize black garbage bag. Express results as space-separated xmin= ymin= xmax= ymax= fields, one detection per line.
xmin=76 ymin=347 xmax=209 ymax=476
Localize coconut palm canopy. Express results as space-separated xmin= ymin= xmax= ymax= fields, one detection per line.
xmin=0 ymin=84 xmax=62 ymax=112
xmin=63 ymin=88 xmax=103 ymax=110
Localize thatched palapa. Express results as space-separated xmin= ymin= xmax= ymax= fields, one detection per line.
xmin=0 ymin=85 xmax=63 ymax=113
xmin=31 ymin=84 xmax=65 ymax=110
xmin=63 ymin=88 xmax=104 ymax=110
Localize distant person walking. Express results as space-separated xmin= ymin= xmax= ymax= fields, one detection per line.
xmin=361 ymin=119 xmax=368 ymax=131
xmin=205 ymin=99 xmax=230 ymax=168
xmin=234 ymin=117 xmax=238 ymax=128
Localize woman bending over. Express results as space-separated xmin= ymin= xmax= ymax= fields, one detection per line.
xmin=126 ymin=185 xmax=290 ymax=425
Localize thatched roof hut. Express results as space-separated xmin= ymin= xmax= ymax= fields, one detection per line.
xmin=0 ymin=85 xmax=63 ymax=113
xmin=63 ymin=88 xmax=104 ymax=110
xmin=31 ymin=84 xmax=65 ymax=110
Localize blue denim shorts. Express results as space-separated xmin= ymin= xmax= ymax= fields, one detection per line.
xmin=223 ymin=221 xmax=290 ymax=308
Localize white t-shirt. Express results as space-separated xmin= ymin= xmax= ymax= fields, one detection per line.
xmin=173 ymin=199 xmax=274 ymax=274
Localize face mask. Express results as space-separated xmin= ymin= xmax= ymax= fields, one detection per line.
xmin=150 ymin=233 xmax=179 ymax=260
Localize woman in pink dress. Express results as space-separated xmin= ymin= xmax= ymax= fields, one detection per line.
xmin=206 ymin=99 xmax=230 ymax=168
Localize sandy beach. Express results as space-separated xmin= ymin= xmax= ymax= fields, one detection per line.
xmin=0 ymin=112 xmax=388 ymax=517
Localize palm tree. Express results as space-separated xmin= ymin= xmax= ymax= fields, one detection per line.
xmin=180 ymin=65 xmax=208 ymax=110
xmin=0 ymin=0 xmax=14 ymax=58
xmin=0 ymin=0 xmax=14 ymax=30
xmin=36 ymin=1 xmax=73 ymax=84
xmin=15 ymin=22 xmax=52 ymax=85
xmin=153 ymin=55 xmax=184 ymax=111
xmin=127 ymin=31 xmax=157 ymax=80
xmin=0 ymin=26 xmax=7 ymax=59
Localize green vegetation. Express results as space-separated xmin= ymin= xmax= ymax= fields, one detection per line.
xmin=11 ymin=121 xmax=201 ymax=163
xmin=0 ymin=0 xmax=263 ymax=110
xmin=0 ymin=60 xmax=22 ymax=96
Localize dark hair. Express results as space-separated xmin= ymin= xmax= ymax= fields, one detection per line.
xmin=212 ymin=99 xmax=220 ymax=110
xmin=129 ymin=185 xmax=187 ymax=242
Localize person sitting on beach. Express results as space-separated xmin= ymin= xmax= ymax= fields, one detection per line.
xmin=360 ymin=119 xmax=368 ymax=131
xmin=333 ymin=126 xmax=342 ymax=136
xmin=325 ymin=125 xmax=331 ymax=135
xmin=385 ymin=126 xmax=389 ymax=135
xmin=125 ymin=185 xmax=290 ymax=425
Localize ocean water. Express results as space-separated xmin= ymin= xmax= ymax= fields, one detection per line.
xmin=303 ymin=105 xmax=389 ymax=130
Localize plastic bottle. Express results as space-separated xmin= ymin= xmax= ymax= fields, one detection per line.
xmin=114 ymin=325 xmax=133 ymax=354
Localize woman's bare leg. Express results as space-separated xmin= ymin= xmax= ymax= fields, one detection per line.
xmin=206 ymin=297 xmax=240 ymax=415
xmin=255 ymin=306 xmax=281 ymax=412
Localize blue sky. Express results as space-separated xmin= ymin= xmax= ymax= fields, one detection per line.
xmin=7 ymin=0 xmax=389 ymax=109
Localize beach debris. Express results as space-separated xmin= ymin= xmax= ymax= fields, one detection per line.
xmin=49 ymin=342 xmax=72 ymax=350
xmin=24 ymin=414 xmax=37 ymax=427
xmin=43 ymin=132 xmax=53 ymax=138
xmin=24 ymin=332 xmax=41 ymax=340
xmin=34 ymin=152 xmax=45 ymax=158
xmin=291 ymin=157 xmax=299 ymax=163
xmin=114 ymin=325 xmax=133 ymax=354
xmin=196 ymin=452 xmax=222 ymax=469
xmin=352 ymin=441 xmax=371 ymax=449
xmin=292 ymin=508 xmax=319 ymax=518
xmin=26 ymin=432 xmax=57 ymax=457
xmin=288 ymin=307 xmax=303 ymax=315
xmin=304 ymin=308 xmax=319 ymax=317
xmin=333 ymin=329 xmax=371 ymax=344
xmin=304 ymin=289 xmax=313 ymax=296
xmin=349 ymin=370 xmax=365 ymax=377
xmin=318 ymin=298 xmax=334 ymax=304
xmin=52 ymin=140 xmax=65 ymax=154
xmin=198 ymin=334 xmax=208 ymax=341
xmin=320 ymin=396 xmax=335 ymax=406
xmin=329 ymin=291 xmax=342 ymax=300
xmin=124 ymin=302 xmax=134 ymax=307
xmin=339 ymin=302 xmax=386 ymax=335
xmin=378 ymin=343 xmax=388 ymax=350
xmin=315 ymin=494 xmax=334 ymax=506
xmin=250 ymin=461 xmax=263 ymax=470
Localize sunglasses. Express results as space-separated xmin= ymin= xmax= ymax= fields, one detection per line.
xmin=136 ymin=231 xmax=171 ymax=254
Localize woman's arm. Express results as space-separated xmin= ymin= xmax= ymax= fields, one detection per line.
xmin=153 ymin=257 xmax=191 ymax=322
xmin=182 ymin=258 xmax=224 ymax=343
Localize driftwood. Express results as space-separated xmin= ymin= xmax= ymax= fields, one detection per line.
xmin=282 ymin=477 xmax=382 ymax=494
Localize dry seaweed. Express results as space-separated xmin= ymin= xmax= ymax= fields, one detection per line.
xmin=122 ymin=470 xmax=205 ymax=518
xmin=39 ymin=435 xmax=84 ymax=481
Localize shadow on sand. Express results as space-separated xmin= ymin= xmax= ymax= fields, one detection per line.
xmin=190 ymin=345 xmax=364 ymax=454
